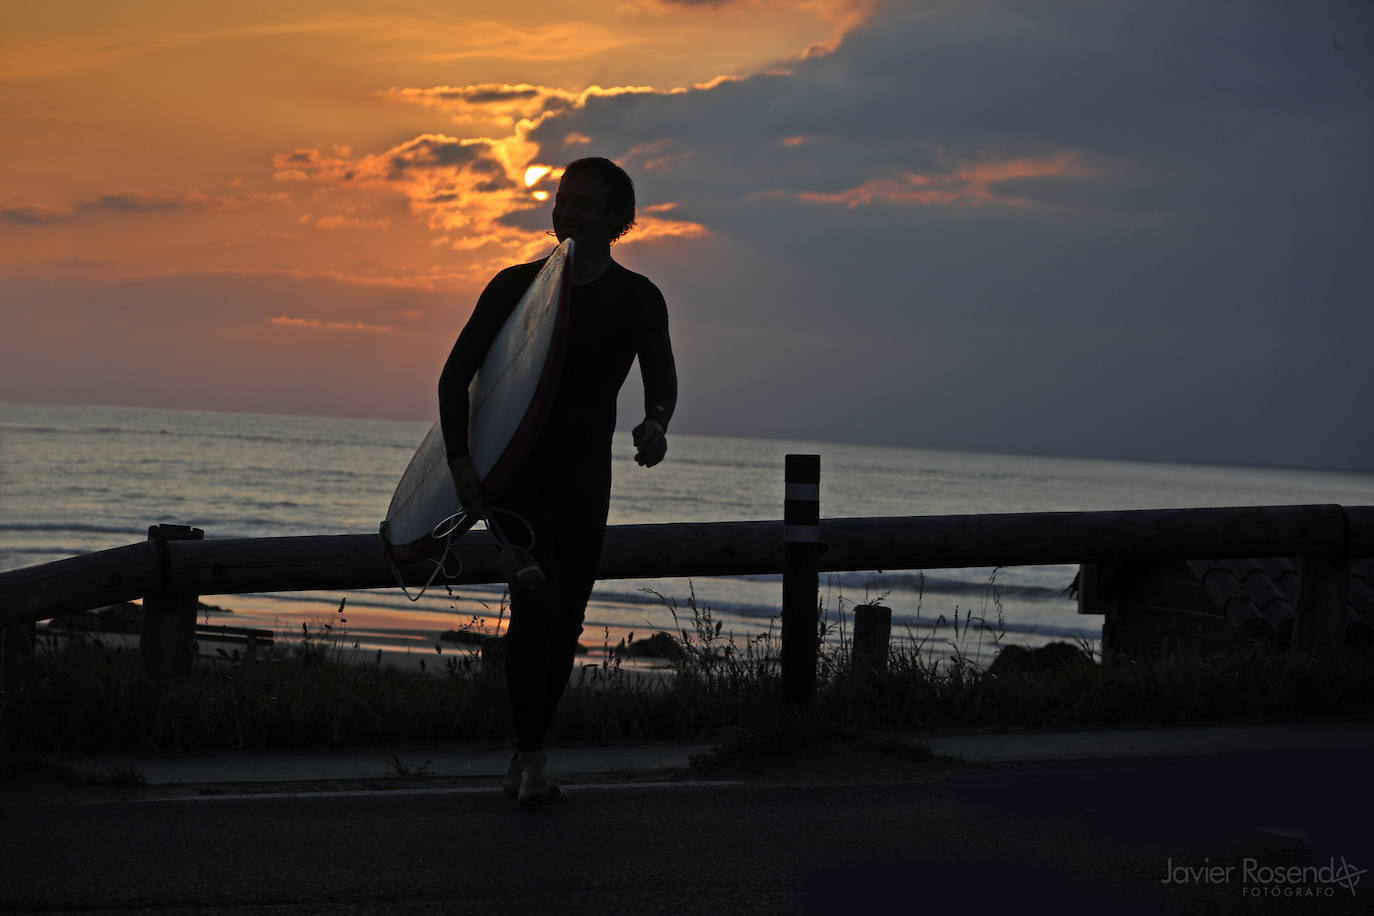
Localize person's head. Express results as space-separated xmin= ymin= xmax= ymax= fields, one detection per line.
xmin=552 ymin=157 xmax=637 ymax=246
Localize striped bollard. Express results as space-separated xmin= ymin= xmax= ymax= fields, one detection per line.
xmin=782 ymin=454 xmax=821 ymax=707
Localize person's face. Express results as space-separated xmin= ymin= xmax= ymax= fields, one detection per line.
xmin=551 ymin=172 xmax=619 ymax=246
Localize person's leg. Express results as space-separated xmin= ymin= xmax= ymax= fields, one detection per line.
xmin=496 ymin=462 xmax=609 ymax=804
xmin=497 ymin=483 xmax=569 ymax=804
xmin=498 ymin=482 xmax=560 ymax=754
xmin=537 ymin=476 xmax=610 ymax=736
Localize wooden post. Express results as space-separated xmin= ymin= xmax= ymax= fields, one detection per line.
xmin=782 ymin=454 xmax=821 ymax=707
xmin=141 ymin=524 xmax=203 ymax=680
xmin=1 ymin=619 xmax=36 ymax=679
xmin=852 ymin=604 xmax=892 ymax=673
xmin=480 ymin=635 xmax=505 ymax=678
xmin=1292 ymin=554 xmax=1351 ymax=655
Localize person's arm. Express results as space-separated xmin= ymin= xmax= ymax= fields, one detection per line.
xmin=438 ymin=269 xmax=525 ymax=508
xmin=631 ymin=284 xmax=677 ymax=467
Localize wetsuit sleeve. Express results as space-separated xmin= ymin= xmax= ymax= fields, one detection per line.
xmin=635 ymin=282 xmax=677 ymax=431
xmin=438 ymin=269 xmax=525 ymax=461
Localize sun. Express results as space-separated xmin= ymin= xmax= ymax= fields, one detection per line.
xmin=524 ymin=165 xmax=552 ymax=201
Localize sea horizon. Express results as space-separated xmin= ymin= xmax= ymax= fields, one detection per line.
xmin=5 ymin=397 xmax=1371 ymax=478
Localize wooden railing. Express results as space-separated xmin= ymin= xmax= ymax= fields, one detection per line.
xmin=4 ymin=504 xmax=1370 ymax=620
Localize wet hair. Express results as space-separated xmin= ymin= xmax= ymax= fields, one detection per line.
xmin=562 ymin=157 xmax=637 ymax=242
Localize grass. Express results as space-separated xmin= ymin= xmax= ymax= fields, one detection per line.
xmin=3 ymin=585 xmax=1373 ymax=768
xmin=0 ymin=751 xmax=147 ymax=788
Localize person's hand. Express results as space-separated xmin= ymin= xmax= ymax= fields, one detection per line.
xmin=632 ymin=418 xmax=667 ymax=467
xmin=447 ymin=455 xmax=485 ymax=516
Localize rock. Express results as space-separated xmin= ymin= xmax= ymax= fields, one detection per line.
xmin=987 ymin=641 xmax=1094 ymax=677
xmin=613 ymin=631 xmax=687 ymax=662
xmin=441 ymin=629 xmax=497 ymax=647
xmin=44 ymin=600 xmax=232 ymax=635
xmin=45 ymin=602 xmax=143 ymax=634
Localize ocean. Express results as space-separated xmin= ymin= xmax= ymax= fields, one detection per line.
xmin=4 ymin=402 xmax=1373 ymax=668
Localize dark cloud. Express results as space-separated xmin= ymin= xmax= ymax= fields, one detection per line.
xmin=385 ymin=136 xmax=499 ymax=179
xmin=1 ymin=204 xmax=66 ymax=226
xmin=427 ymin=85 xmax=570 ymax=110
xmin=531 ymin=0 xmax=1372 ymax=205
xmin=1 ymin=192 xmax=207 ymax=227
xmin=436 ymin=86 xmax=543 ymax=103
xmin=554 ymin=0 xmax=1374 ymax=470
xmin=384 ymin=84 xmax=577 ymax=122
xmin=81 ymin=193 xmax=194 ymax=214
xmin=497 ymin=204 xmax=553 ymax=234
xmin=272 ymin=137 xmax=518 ymax=208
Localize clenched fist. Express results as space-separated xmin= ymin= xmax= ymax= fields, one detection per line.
xmin=631 ymin=418 xmax=667 ymax=467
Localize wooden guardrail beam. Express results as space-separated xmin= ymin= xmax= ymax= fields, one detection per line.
xmin=1 ymin=504 xmax=1370 ymax=626
xmin=1 ymin=542 xmax=163 ymax=626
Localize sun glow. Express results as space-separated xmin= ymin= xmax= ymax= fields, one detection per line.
xmin=524 ymin=165 xmax=551 ymax=187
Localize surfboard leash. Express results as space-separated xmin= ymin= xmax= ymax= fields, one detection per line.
xmin=383 ymin=507 xmax=540 ymax=602
xmin=383 ymin=521 xmax=462 ymax=603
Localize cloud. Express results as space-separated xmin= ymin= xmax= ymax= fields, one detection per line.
xmin=384 ymin=84 xmax=578 ymax=127
xmin=383 ymin=136 xmax=510 ymax=182
xmin=517 ymin=1 xmax=1370 ymax=212
xmin=263 ymin=261 xmax=497 ymax=293
xmin=269 ymin=135 xmax=548 ymax=262
xmin=268 ymin=314 xmax=396 ymax=333
xmin=1 ymin=191 xmax=224 ymax=227
xmin=788 ymin=153 xmax=1094 ymax=209
xmin=311 ymin=214 xmax=391 ymax=231
xmin=648 ymin=0 xmax=881 ymax=56
xmin=0 ymin=203 xmax=67 ymax=226
xmin=632 ymin=212 xmax=712 ymax=242
xmin=84 ymin=192 xmax=193 ymax=214
xmin=271 ymin=136 xmax=518 ymax=199
xmin=382 ymin=82 xmax=680 ymax=134
xmin=270 ymin=85 xmax=721 ymax=261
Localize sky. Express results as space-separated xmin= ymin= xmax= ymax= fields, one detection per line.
xmin=2 ymin=0 xmax=1372 ymax=472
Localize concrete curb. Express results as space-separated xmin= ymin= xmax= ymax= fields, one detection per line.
xmin=923 ymin=720 xmax=1374 ymax=763
xmin=58 ymin=721 xmax=1374 ymax=789
xmin=78 ymin=743 xmax=718 ymax=787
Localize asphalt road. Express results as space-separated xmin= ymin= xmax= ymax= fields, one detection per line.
xmin=4 ymin=747 xmax=1373 ymax=915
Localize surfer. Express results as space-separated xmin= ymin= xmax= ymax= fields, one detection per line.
xmin=438 ymin=157 xmax=678 ymax=805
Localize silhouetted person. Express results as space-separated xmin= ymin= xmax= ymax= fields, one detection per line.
xmin=438 ymin=157 xmax=677 ymax=804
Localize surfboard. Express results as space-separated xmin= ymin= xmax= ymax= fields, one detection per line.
xmin=383 ymin=239 xmax=573 ymax=563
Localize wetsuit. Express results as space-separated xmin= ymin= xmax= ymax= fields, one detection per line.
xmin=438 ymin=256 xmax=677 ymax=751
